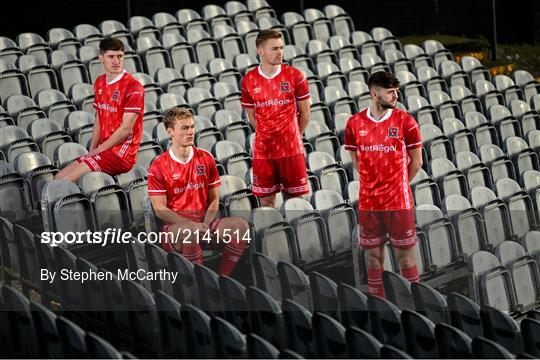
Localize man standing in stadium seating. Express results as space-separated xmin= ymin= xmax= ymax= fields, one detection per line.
xmin=344 ymin=71 xmax=423 ymax=297
xmin=55 ymin=38 xmax=144 ymax=183
xmin=148 ymin=108 xmax=250 ymax=276
xmin=241 ymin=29 xmax=311 ymax=207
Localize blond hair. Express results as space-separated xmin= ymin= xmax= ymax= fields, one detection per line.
xmin=163 ymin=107 xmax=194 ymax=129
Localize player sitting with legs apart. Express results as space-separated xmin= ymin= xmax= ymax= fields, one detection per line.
xmin=148 ymin=108 xmax=250 ymax=276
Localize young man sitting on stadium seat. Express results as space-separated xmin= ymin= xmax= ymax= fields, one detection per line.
xmin=148 ymin=108 xmax=250 ymax=276
xmin=55 ymin=38 xmax=144 ymax=183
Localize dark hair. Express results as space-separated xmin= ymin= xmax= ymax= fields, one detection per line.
xmin=163 ymin=107 xmax=194 ymax=130
xmin=255 ymin=29 xmax=283 ymax=48
xmin=99 ymin=38 xmax=124 ymax=54
xmin=367 ymin=71 xmax=400 ymax=89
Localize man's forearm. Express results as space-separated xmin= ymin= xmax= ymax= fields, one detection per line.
xmin=90 ymin=121 xmax=100 ymax=150
xmin=298 ymin=112 xmax=310 ymax=133
xmin=408 ymin=162 xmax=422 ymax=181
xmin=246 ymin=111 xmax=256 ymax=130
xmin=155 ymin=206 xmax=196 ymax=227
xmin=203 ymin=199 xmax=219 ymax=225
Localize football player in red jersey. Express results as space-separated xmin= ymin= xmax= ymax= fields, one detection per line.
xmin=344 ymin=71 xmax=423 ymax=297
xmin=241 ymin=29 xmax=311 ymax=207
xmin=148 ymin=108 xmax=249 ymax=276
xmin=55 ymin=38 xmax=144 ymax=183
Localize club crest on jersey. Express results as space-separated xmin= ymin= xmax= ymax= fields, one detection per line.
xmin=97 ymin=89 xmax=103 ymax=96
xmin=111 ymin=90 xmax=120 ymax=102
xmin=196 ymin=165 xmax=205 ymax=176
xmin=280 ymin=81 xmax=291 ymax=93
xmin=387 ymin=127 xmax=399 ymax=138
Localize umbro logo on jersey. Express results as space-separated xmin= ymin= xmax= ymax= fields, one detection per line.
xmin=196 ymin=165 xmax=206 ymax=176
xmin=280 ymin=81 xmax=291 ymax=93
xmin=358 ymin=130 xmax=368 ymax=137
xmin=253 ymin=87 xmax=262 ymax=94
xmin=387 ymin=127 xmax=399 ymax=138
xmin=172 ymin=174 xmax=181 ymax=180
xmin=406 ymin=229 xmax=414 ymax=236
xmin=111 ymin=90 xmax=120 ymax=102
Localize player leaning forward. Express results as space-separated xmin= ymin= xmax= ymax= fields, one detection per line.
xmin=241 ymin=29 xmax=311 ymax=207
xmin=148 ymin=108 xmax=250 ymax=277
xmin=344 ymin=71 xmax=423 ymax=298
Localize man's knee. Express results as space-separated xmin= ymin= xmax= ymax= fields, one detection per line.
xmin=366 ymin=251 xmax=383 ymax=269
xmin=259 ymin=194 xmax=276 ymax=207
xmin=395 ymin=247 xmax=416 ymax=269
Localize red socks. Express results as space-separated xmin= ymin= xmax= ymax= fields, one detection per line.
xmin=182 ymin=244 xmax=204 ymax=265
xmin=401 ymin=265 xmax=420 ymax=283
xmin=367 ymin=267 xmax=385 ymax=298
xmin=219 ymin=239 xmax=247 ymax=276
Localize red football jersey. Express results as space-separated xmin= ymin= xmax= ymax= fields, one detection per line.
xmin=147 ymin=147 xmax=221 ymax=222
xmin=93 ymin=70 xmax=144 ymax=165
xmin=241 ymin=64 xmax=310 ymax=159
xmin=344 ymin=107 xmax=422 ymax=211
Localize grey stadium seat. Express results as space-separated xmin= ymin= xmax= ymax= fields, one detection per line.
xmin=495 ymin=177 xmax=536 ymax=238
xmin=442 ymin=194 xmax=486 ymax=257
xmin=136 ymin=37 xmax=172 ymax=77
xmin=50 ymin=49 xmax=90 ymax=93
xmin=78 ymin=172 xmax=131 ymax=230
xmin=281 ymin=197 xmax=330 ymax=266
xmin=152 ymin=12 xmax=184 ymax=36
xmin=468 ymin=250 xmax=517 ymax=312
xmin=0 ymin=160 xmax=32 ymax=222
xmin=41 ymin=179 xmax=93 ymax=233
xmin=416 ymin=203 xmax=458 ymax=270
xmin=16 ymin=32 xmax=51 ymax=63
xmin=461 ymin=55 xmax=491 ymax=83
xmin=251 ymin=207 xmax=296 ymax=264
xmin=46 ymin=27 xmax=80 ymax=55
xmin=310 ymin=189 xmax=355 ymax=256
xmin=161 ymin=33 xmax=197 ymax=69
xmin=26 ymin=117 xmax=71 ymax=160
xmin=53 ymin=142 xmax=87 ymax=169
xmin=0 ymin=59 xmax=29 ymax=104
xmin=470 ymin=186 xmax=512 ymax=249
xmin=496 ymin=240 xmax=540 ymax=310
xmin=35 ymin=88 xmax=77 ymax=127
xmin=13 ymin=151 xmax=58 ymax=209
xmin=454 ymin=150 xmax=493 ymax=190
xmin=17 ymin=54 xmax=59 ymax=98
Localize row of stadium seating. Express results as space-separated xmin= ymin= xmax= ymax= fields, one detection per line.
xmin=2 ymin=213 xmax=540 ymax=358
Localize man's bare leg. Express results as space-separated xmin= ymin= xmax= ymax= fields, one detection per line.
xmin=259 ymin=193 xmax=276 ymax=208
xmin=54 ymin=161 xmax=92 ymax=183
xmin=394 ymin=245 xmax=420 ymax=283
xmin=365 ymin=244 xmax=386 ymax=297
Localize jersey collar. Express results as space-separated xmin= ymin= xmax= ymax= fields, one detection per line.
xmin=169 ymin=146 xmax=193 ymax=165
xmin=106 ymin=70 xmax=126 ymax=85
xmin=366 ymin=106 xmax=393 ymax=123
xmin=258 ymin=64 xmax=282 ymax=80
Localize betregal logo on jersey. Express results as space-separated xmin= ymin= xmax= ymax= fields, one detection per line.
xmin=359 ymin=144 xmax=397 ymax=153
xmin=254 ymin=99 xmax=292 ymax=108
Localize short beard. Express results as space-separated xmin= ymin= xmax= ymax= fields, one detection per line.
xmin=380 ymin=101 xmax=395 ymax=109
